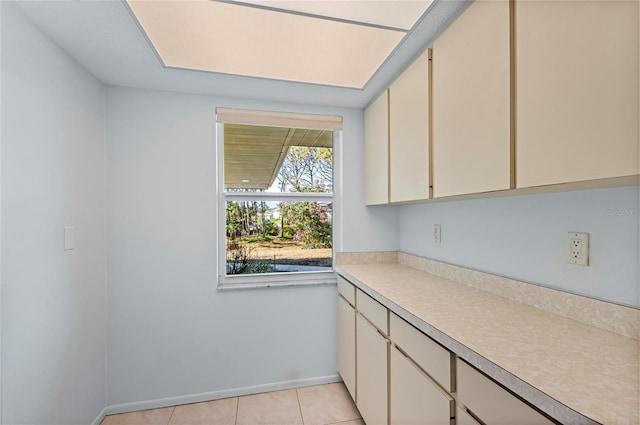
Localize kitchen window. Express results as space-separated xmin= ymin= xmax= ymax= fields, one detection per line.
xmin=216 ymin=108 xmax=341 ymax=289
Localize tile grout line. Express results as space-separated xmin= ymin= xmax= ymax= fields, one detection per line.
xmin=165 ymin=406 xmax=176 ymax=425
xmin=235 ymin=396 xmax=240 ymax=425
xmin=325 ymin=417 xmax=363 ymax=425
xmin=104 ymin=383 xmax=361 ymax=425
xmin=295 ymin=388 xmax=305 ymax=425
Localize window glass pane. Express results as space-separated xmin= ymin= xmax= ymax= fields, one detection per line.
xmin=225 ymin=201 xmax=332 ymax=275
xmin=224 ymin=123 xmax=333 ymax=194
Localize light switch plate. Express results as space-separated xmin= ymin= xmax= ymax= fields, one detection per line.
xmin=64 ymin=226 xmax=74 ymax=251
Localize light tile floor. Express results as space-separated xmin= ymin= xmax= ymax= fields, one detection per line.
xmin=101 ymin=382 xmax=364 ymax=425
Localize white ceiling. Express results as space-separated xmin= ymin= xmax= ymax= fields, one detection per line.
xmin=13 ymin=0 xmax=469 ymax=108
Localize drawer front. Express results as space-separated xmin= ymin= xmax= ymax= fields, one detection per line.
xmin=390 ymin=313 xmax=452 ymax=392
xmin=457 ymin=359 xmax=555 ymax=425
xmin=337 ymin=276 xmax=355 ymax=306
xmin=357 ymin=289 xmax=388 ymax=335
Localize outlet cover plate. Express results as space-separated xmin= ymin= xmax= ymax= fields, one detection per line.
xmin=434 ymin=224 xmax=441 ymax=244
xmin=568 ymin=232 xmax=589 ymax=266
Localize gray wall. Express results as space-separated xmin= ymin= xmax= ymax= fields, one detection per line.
xmin=398 ymin=186 xmax=640 ymax=306
xmin=1 ymin=3 xmax=107 ymax=424
xmin=105 ymin=86 xmax=398 ymax=406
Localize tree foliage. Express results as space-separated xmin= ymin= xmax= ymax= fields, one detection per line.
xmin=277 ymin=147 xmax=333 ymax=192
xmin=226 ymin=239 xmax=273 ymax=274
xmin=276 ymin=146 xmax=333 ymax=248
xmin=284 ymin=202 xmax=332 ymax=249
xmin=226 ymin=199 xmax=273 ymax=239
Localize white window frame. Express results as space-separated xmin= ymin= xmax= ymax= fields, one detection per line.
xmin=216 ymin=110 xmax=342 ymax=290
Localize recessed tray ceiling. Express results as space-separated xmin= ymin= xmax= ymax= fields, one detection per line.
xmin=125 ymin=0 xmax=433 ymax=89
xmin=232 ymin=0 xmax=432 ymax=30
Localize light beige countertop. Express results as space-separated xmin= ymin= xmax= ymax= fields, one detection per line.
xmin=336 ymin=261 xmax=639 ymax=425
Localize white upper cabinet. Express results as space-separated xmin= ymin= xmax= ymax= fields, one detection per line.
xmin=364 ymin=0 xmax=638 ymax=203
xmin=364 ymin=48 xmax=431 ymax=205
xmin=364 ymin=89 xmax=389 ymax=205
xmin=432 ymin=0 xmax=512 ymax=197
xmin=389 ymin=48 xmax=431 ymax=203
xmin=515 ymin=0 xmax=639 ymax=187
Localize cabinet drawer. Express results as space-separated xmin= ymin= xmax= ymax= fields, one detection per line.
xmin=390 ymin=313 xmax=452 ymax=392
xmin=457 ymin=359 xmax=555 ymax=425
xmin=357 ymin=289 xmax=388 ymax=335
xmin=337 ymin=276 xmax=355 ymax=306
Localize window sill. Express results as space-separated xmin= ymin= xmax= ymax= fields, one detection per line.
xmin=217 ymin=270 xmax=337 ymax=291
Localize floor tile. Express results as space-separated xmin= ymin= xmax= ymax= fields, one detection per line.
xmin=169 ymin=397 xmax=238 ymax=425
xmin=236 ymin=389 xmax=303 ymax=425
xmin=104 ymin=407 xmax=175 ymax=425
xmin=100 ymin=416 xmax=113 ymax=425
xmin=296 ymin=383 xmax=361 ymax=425
xmin=332 ymin=420 xmax=365 ymax=425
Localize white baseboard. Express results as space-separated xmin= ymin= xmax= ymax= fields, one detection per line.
xmin=104 ymin=374 xmax=342 ymax=416
xmin=91 ymin=407 xmax=107 ymax=425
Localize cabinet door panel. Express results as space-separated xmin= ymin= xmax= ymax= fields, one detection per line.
xmin=390 ymin=49 xmax=431 ymax=203
xmin=516 ymin=0 xmax=639 ymax=187
xmin=365 ymin=89 xmax=390 ymax=205
xmin=432 ymin=0 xmax=511 ymax=197
xmin=338 ymin=296 xmax=356 ymax=401
xmin=356 ymin=314 xmax=388 ymax=425
xmin=390 ymin=347 xmax=453 ymax=425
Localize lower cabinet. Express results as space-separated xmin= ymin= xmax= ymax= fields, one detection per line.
xmin=456 ymin=406 xmax=482 ymax=425
xmin=337 ymin=295 xmax=356 ymax=401
xmin=337 ymin=276 xmax=556 ymax=425
xmin=390 ymin=346 xmax=454 ymax=425
xmin=356 ymin=313 xmax=389 ymax=425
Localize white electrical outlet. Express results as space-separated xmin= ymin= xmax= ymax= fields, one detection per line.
xmin=434 ymin=224 xmax=441 ymax=244
xmin=568 ymin=232 xmax=589 ymax=266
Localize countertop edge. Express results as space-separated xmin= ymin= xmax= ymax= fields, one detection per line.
xmin=336 ymin=265 xmax=601 ymax=425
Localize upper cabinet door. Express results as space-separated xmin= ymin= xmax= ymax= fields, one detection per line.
xmin=432 ymin=0 xmax=512 ymax=198
xmin=364 ymin=89 xmax=389 ymax=205
xmin=389 ymin=49 xmax=431 ymax=203
xmin=515 ymin=0 xmax=639 ymax=187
